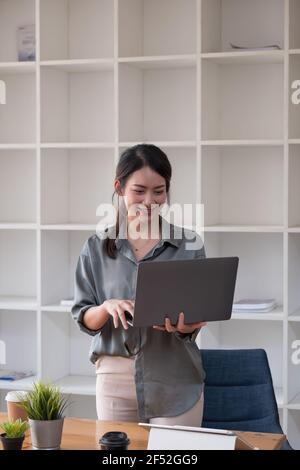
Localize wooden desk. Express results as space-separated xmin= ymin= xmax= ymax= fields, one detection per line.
xmin=0 ymin=413 xmax=285 ymax=450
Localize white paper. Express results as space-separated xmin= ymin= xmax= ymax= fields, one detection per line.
xmin=147 ymin=427 xmax=237 ymax=450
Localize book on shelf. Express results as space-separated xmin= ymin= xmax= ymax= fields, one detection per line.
xmin=229 ymin=42 xmax=281 ymax=51
xmin=17 ymin=24 xmax=36 ymax=61
xmin=0 ymin=370 xmax=34 ymax=381
xmin=232 ymin=299 xmax=277 ymax=313
xmin=60 ymin=298 xmax=75 ymax=307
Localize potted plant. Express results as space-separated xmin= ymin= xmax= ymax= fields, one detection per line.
xmin=0 ymin=418 xmax=29 ymax=450
xmin=17 ymin=381 xmax=70 ymax=450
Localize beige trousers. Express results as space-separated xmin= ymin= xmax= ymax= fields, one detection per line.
xmin=95 ymin=355 xmax=204 ymax=425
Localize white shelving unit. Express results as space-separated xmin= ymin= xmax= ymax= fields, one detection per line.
xmin=0 ymin=0 xmax=300 ymax=447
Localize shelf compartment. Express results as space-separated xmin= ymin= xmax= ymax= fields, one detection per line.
xmin=202 ymin=146 xmax=283 ymax=227
xmin=0 ymin=230 xmax=36 ymax=300
xmin=0 ymin=73 xmax=36 ymax=144
xmin=289 ymin=145 xmax=300 ymax=227
xmin=287 ymin=410 xmax=300 ymax=450
xmin=41 ymin=67 xmax=114 ymax=143
xmin=289 ymin=0 xmax=300 ymax=50
xmin=0 ymin=310 xmax=37 ymax=382
xmin=119 ymin=63 xmax=196 ymax=142
xmin=202 ymin=60 xmax=283 ymax=140
xmin=40 ymin=0 xmax=114 ymax=61
xmin=288 ymin=234 xmax=300 ymax=318
xmin=203 ymin=232 xmax=283 ymax=307
xmin=41 ymin=311 xmax=95 ymax=382
xmin=287 ymin=323 xmax=300 ymax=410
xmin=119 ymin=0 xmax=196 ymax=57
xmin=201 ymin=0 xmax=284 ymax=54
xmin=0 ymin=150 xmax=36 ymax=223
xmin=0 ymin=0 xmax=35 ymax=62
xmin=41 ymin=230 xmax=94 ymax=307
xmin=41 ymin=148 xmax=115 ymax=225
xmin=289 ymin=55 xmax=300 ymax=140
xmin=54 ymin=375 xmax=96 ymax=396
xmin=200 ymin=320 xmax=284 ymax=400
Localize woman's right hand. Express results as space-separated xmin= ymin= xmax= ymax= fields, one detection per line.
xmin=103 ymin=299 xmax=135 ymax=330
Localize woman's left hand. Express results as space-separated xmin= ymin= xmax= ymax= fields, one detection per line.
xmin=153 ymin=312 xmax=207 ymax=334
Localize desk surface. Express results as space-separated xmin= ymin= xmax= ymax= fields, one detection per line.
xmin=0 ymin=413 xmax=285 ymax=450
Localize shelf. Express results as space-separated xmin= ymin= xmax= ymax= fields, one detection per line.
xmin=53 ymin=375 xmax=95 ymax=396
xmin=201 ymin=51 xmax=284 ymax=65
xmin=231 ymin=307 xmax=284 ymax=322
xmin=119 ymin=141 xmax=197 ymax=148
xmin=0 ymin=296 xmax=37 ymax=311
xmin=0 ymin=224 xmax=37 ymax=231
xmin=41 ymin=305 xmax=72 ymax=313
xmin=0 ymin=144 xmax=36 ymax=150
xmin=41 ymin=59 xmax=114 ymax=72
xmin=119 ymin=55 xmax=196 ymax=69
xmin=289 ymin=310 xmax=300 ymax=322
xmin=0 ymin=375 xmax=37 ymax=392
xmin=288 ymin=393 xmax=300 ymax=410
xmin=204 ymin=225 xmax=284 ymax=233
xmin=0 ymin=62 xmax=36 ymax=74
xmin=201 ymin=140 xmax=284 ymax=147
xmin=41 ymin=224 xmax=97 ymax=232
xmin=41 ymin=142 xmax=115 ymax=149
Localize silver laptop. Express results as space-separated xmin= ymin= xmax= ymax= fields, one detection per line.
xmin=125 ymin=257 xmax=239 ymax=328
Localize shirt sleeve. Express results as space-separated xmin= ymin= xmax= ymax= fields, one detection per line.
xmin=71 ymin=247 xmax=103 ymax=337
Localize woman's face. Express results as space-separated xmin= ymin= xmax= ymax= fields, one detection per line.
xmin=115 ymin=167 xmax=168 ymax=222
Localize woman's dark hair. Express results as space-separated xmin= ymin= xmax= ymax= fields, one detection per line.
xmin=104 ymin=144 xmax=172 ymax=259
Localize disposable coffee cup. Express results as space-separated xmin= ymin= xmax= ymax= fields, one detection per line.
xmin=99 ymin=431 xmax=130 ymax=450
xmin=5 ymin=391 xmax=28 ymax=423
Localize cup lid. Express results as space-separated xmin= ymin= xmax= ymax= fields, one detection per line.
xmin=5 ymin=391 xmax=28 ymax=402
xmin=99 ymin=431 xmax=130 ymax=448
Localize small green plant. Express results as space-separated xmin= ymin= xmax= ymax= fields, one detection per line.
xmin=0 ymin=419 xmax=29 ymax=438
xmin=17 ymin=381 xmax=70 ymax=421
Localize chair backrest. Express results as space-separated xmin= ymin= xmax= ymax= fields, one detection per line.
xmin=200 ymin=349 xmax=284 ymax=436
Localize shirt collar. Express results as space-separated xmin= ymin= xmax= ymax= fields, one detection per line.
xmin=107 ymin=216 xmax=183 ymax=250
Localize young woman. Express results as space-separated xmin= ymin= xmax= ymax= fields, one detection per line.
xmin=71 ymin=144 xmax=207 ymax=425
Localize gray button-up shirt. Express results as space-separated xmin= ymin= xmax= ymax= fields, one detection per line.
xmin=71 ymin=217 xmax=206 ymax=421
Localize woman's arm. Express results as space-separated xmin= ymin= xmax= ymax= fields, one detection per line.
xmin=82 ymin=303 xmax=110 ymax=331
